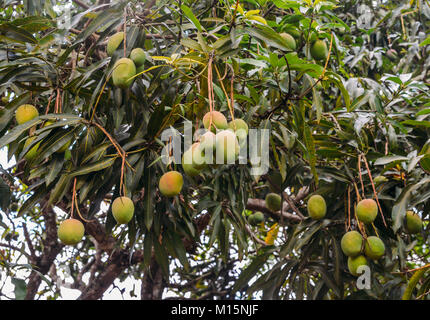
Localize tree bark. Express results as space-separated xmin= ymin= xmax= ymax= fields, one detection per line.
xmin=141 ymin=255 xmax=165 ymax=300
xmin=77 ymin=250 xmax=125 ymax=300
xmin=25 ymin=206 xmax=64 ymax=300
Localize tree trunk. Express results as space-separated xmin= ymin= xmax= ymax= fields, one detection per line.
xmin=141 ymin=256 xmax=165 ymax=300
xmin=25 ymin=206 xmax=63 ymax=300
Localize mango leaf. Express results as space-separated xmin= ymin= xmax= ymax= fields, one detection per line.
xmin=180 ymin=4 xmax=203 ymax=32
xmin=391 ymin=178 xmax=430 ymax=232
xmin=0 ymin=92 xmax=32 ymax=133
xmin=11 ymin=278 xmax=27 ymax=300
xmin=0 ymin=23 xmax=37 ymax=44
xmin=303 ymin=122 xmax=319 ymax=186
xmin=244 ymin=25 xmax=293 ymax=51
xmin=68 ymin=157 xmax=117 ymax=177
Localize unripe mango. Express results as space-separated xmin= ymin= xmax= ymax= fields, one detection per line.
xmin=203 ymin=111 xmax=228 ymax=133
xmin=15 ymin=104 xmax=39 ymax=124
xmin=265 ymin=193 xmax=282 ymax=212
xmin=112 ymin=196 xmax=134 ymax=224
xmin=341 ymin=231 xmax=363 ymax=257
xmin=112 ymin=58 xmax=136 ymax=89
xmin=107 ymin=32 xmax=124 ymax=56
xmin=182 ymin=151 xmax=201 ymax=177
xmin=23 ymin=137 xmax=40 ymax=161
xmin=56 ymin=140 xmax=71 ymax=154
xmin=215 ymin=130 xmax=240 ymax=164
xmin=373 ymin=175 xmax=388 ymax=186
xmin=248 ymin=212 xmax=264 ymax=226
xmin=199 ymin=131 xmax=216 ymax=155
xmin=253 ymin=211 xmax=265 ymax=223
xmin=183 ymin=143 xmax=207 ymax=170
xmin=364 ymin=236 xmax=385 ymax=260
xmin=43 ymin=120 xmax=55 ymax=128
xmin=228 ymin=119 xmax=248 ymax=144
xmin=159 ymin=171 xmax=183 ymax=197
xmin=182 ymin=161 xmax=201 ymax=177
xmin=130 ymin=48 xmax=146 ymax=67
xmin=58 ymin=218 xmax=85 ymax=245
xmin=310 ymin=40 xmax=328 ymax=61
xmin=356 ymin=199 xmax=377 ymax=224
xmin=307 ymin=195 xmax=326 ymax=220
xmin=280 ymin=32 xmax=296 ymax=51
xmin=347 ymin=255 xmax=368 ymax=276
xmin=284 ymin=27 xmax=300 ymax=39
xmin=406 ymin=211 xmax=422 ymax=234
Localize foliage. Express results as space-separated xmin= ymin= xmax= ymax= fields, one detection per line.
xmin=0 ymin=0 xmax=429 ymax=300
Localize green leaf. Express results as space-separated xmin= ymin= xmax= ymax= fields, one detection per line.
xmin=419 ymin=35 xmax=430 ymax=47
xmin=45 ymin=156 xmax=65 ymax=186
xmin=402 ymin=120 xmax=430 ymax=128
xmin=18 ymin=185 xmax=47 ymax=217
xmin=0 ymin=92 xmax=32 ymax=133
xmin=231 ymin=247 xmax=276 ymax=293
xmin=374 ymin=155 xmax=409 ymax=165
xmin=0 ymin=176 xmax=11 ymax=211
xmin=0 ymin=23 xmax=37 ymax=44
xmin=11 ymin=278 xmax=27 ymax=300
xmin=180 ymin=38 xmax=202 ymax=51
xmin=391 ymin=178 xmax=430 ymax=232
xmin=244 ymin=24 xmax=293 ymax=51
xmin=153 ymin=233 xmax=170 ymax=278
xmin=303 ymin=122 xmax=318 ymax=186
xmin=143 ymin=165 xmax=154 ymax=230
xmin=68 ymin=157 xmax=117 ymax=177
xmin=180 ymin=4 xmax=203 ymax=32
xmin=0 ymin=118 xmax=41 ymax=150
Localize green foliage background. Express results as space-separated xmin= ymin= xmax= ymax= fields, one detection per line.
xmin=0 ymin=0 xmax=429 ymax=300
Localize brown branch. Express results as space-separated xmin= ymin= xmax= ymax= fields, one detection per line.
xmin=72 ymin=0 xmax=89 ymax=10
xmin=22 ymin=223 xmax=37 ymax=263
xmin=282 ymin=191 xmax=306 ymax=219
xmin=77 ymin=250 xmax=127 ymax=300
xmin=141 ymin=254 xmax=165 ymax=300
xmin=25 ymin=205 xmax=64 ymax=300
xmin=246 ymin=198 xmax=303 ymax=223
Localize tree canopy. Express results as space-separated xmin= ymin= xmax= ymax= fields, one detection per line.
xmin=0 ymin=0 xmax=429 ymax=300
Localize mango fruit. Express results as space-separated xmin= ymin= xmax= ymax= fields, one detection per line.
xmin=215 ymin=130 xmax=240 ymax=164
xmin=15 ymin=104 xmax=39 ymax=125
xmin=310 ymin=40 xmax=328 ymax=61
xmin=159 ymin=171 xmax=183 ymax=197
xmin=364 ymin=236 xmax=385 ymax=260
xmin=228 ymin=118 xmax=248 ymax=145
xmin=23 ymin=137 xmax=40 ymax=161
xmin=203 ymin=111 xmax=228 ymax=133
xmin=307 ymin=195 xmax=327 ymax=220
xmin=341 ymin=231 xmax=363 ymax=257
xmin=265 ymin=193 xmax=282 ymax=212
xmin=356 ymin=199 xmax=378 ymax=224
xmin=112 ymin=196 xmax=135 ymax=224
xmin=58 ymin=218 xmax=85 ymax=245
xmin=112 ymin=58 xmax=136 ymax=88
xmin=130 ymin=48 xmax=146 ymax=67
xmin=280 ymin=32 xmax=296 ymax=51
xmin=347 ymin=255 xmax=368 ymax=276
xmin=406 ymin=211 xmax=423 ymax=234
xmin=107 ymin=32 xmax=124 ymax=56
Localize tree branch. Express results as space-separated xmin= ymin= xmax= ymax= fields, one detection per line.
xmin=25 ymin=205 xmax=64 ymax=300
xmin=72 ymin=0 xmax=90 ymax=10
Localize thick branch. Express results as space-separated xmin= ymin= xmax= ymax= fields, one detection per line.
xmin=25 ymin=206 xmax=64 ymax=300
xmin=141 ymin=254 xmax=165 ymax=300
xmin=77 ymin=250 xmax=125 ymax=300
xmin=72 ymin=0 xmax=89 ymax=9
xmin=246 ymin=198 xmax=303 ymax=223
